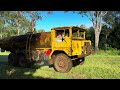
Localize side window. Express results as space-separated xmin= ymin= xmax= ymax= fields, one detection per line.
xmin=79 ymin=31 xmax=84 ymax=38
xmin=55 ymin=29 xmax=69 ymax=42
xmin=72 ymin=30 xmax=78 ymax=37
xmin=65 ymin=29 xmax=69 ymax=37
xmin=56 ymin=30 xmax=64 ymax=38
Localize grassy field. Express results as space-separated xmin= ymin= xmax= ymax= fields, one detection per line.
xmin=0 ymin=51 xmax=120 ymax=79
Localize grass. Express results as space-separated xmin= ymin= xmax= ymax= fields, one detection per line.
xmin=0 ymin=50 xmax=120 ymax=79
xmin=0 ymin=52 xmax=10 ymax=55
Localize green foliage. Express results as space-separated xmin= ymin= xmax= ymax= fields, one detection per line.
xmin=37 ymin=29 xmax=45 ymax=33
xmin=86 ymin=27 xmax=95 ymax=48
xmin=86 ymin=11 xmax=120 ymax=50
xmin=103 ymin=11 xmax=120 ymax=49
xmin=93 ymin=49 xmax=120 ymax=56
xmin=0 ymin=11 xmax=51 ymax=37
xmin=0 ymin=11 xmax=30 ymax=37
xmin=0 ymin=52 xmax=10 ymax=55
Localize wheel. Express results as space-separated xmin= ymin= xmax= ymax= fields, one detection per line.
xmin=18 ymin=53 xmax=33 ymax=68
xmin=49 ymin=54 xmax=55 ymax=68
xmin=8 ymin=53 xmax=18 ymax=66
xmin=18 ymin=54 xmax=27 ymax=67
xmin=53 ymin=53 xmax=73 ymax=73
xmin=72 ymin=58 xmax=85 ymax=67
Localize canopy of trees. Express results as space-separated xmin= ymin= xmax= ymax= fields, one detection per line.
xmin=0 ymin=11 xmax=51 ymax=38
xmin=86 ymin=11 xmax=120 ymax=50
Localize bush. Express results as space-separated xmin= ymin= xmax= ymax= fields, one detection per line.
xmin=92 ymin=48 xmax=120 ymax=56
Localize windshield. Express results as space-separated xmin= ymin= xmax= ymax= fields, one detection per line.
xmin=72 ymin=30 xmax=84 ymax=38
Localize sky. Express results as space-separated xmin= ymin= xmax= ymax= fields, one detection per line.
xmin=36 ymin=11 xmax=92 ymax=32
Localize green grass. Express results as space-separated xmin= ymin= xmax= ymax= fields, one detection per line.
xmin=91 ymin=49 xmax=120 ymax=57
xmin=0 ymin=50 xmax=120 ymax=79
xmin=0 ymin=52 xmax=10 ymax=55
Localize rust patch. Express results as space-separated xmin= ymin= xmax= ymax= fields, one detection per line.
xmin=84 ymin=42 xmax=91 ymax=55
xmin=35 ymin=32 xmax=51 ymax=48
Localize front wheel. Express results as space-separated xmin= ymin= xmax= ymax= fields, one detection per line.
xmin=53 ymin=53 xmax=73 ymax=73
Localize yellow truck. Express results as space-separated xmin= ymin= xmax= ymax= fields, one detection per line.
xmin=0 ymin=26 xmax=91 ymax=73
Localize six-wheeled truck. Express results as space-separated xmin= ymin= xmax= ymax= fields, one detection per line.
xmin=0 ymin=26 xmax=91 ymax=73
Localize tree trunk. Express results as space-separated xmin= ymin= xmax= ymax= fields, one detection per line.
xmin=16 ymin=11 xmax=20 ymax=36
xmin=95 ymin=28 xmax=100 ymax=52
xmin=17 ymin=25 xmax=20 ymax=36
xmin=0 ymin=31 xmax=2 ymax=39
xmin=105 ymin=34 xmax=107 ymax=51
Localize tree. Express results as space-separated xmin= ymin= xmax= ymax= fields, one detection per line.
xmin=9 ymin=11 xmax=21 ymax=36
xmin=66 ymin=11 xmax=108 ymax=51
xmin=86 ymin=27 xmax=95 ymax=48
xmin=103 ymin=11 xmax=120 ymax=49
xmin=99 ymin=24 xmax=112 ymax=50
xmin=0 ymin=11 xmax=52 ymax=38
xmin=0 ymin=11 xmax=11 ymax=38
xmin=21 ymin=11 xmax=42 ymax=32
xmin=37 ymin=29 xmax=45 ymax=33
xmin=85 ymin=11 xmax=108 ymax=51
xmin=80 ymin=24 xmax=86 ymax=28
xmin=65 ymin=11 xmax=107 ymax=51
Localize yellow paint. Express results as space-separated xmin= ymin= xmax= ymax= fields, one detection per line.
xmin=50 ymin=26 xmax=91 ymax=58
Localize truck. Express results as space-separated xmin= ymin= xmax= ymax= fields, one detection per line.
xmin=0 ymin=26 xmax=91 ymax=73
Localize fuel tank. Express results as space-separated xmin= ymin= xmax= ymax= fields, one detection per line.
xmin=0 ymin=32 xmax=51 ymax=52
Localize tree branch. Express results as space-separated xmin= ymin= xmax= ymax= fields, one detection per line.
xmin=83 ymin=12 xmax=92 ymax=21
xmin=96 ymin=11 xmax=99 ymax=30
xmin=89 ymin=11 xmax=95 ymax=28
xmin=101 ymin=11 xmax=108 ymax=16
xmin=99 ymin=12 xmax=103 ymax=32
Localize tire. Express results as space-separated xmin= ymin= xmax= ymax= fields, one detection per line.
xmin=18 ymin=54 xmax=26 ymax=67
xmin=8 ymin=53 xmax=18 ymax=66
xmin=53 ymin=53 xmax=73 ymax=73
xmin=18 ymin=53 xmax=33 ymax=68
xmin=72 ymin=58 xmax=85 ymax=67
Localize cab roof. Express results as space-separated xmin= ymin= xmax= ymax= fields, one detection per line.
xmin=51 ymin=26 xmax=86 ymax=31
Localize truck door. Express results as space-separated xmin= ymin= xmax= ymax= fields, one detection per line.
xmin=53 ymin=29 xmax=71 ymax=54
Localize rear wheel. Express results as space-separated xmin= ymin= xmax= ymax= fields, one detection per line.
xmin=18 ymin=53 xmax=33 ymax=68
xmin=8 ymin=53 xmax=18 ymax=66
xmin=18 ymin=54 xmax=27 ymax=67
xmin=53 ymin=53 xmax=73 ymax=73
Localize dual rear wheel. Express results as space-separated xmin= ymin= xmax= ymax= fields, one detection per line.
xmin=8 ymin=52 xmax=32 ymax=67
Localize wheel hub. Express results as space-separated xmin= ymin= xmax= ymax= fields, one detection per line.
xmin=58 ymin=60 xmax=65 ymax=67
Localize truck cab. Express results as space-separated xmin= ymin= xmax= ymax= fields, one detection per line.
xmin=50 ymin=26 xmax=91 ymax=58
xmin=49 ymin=26 xmax=91 ymax=73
